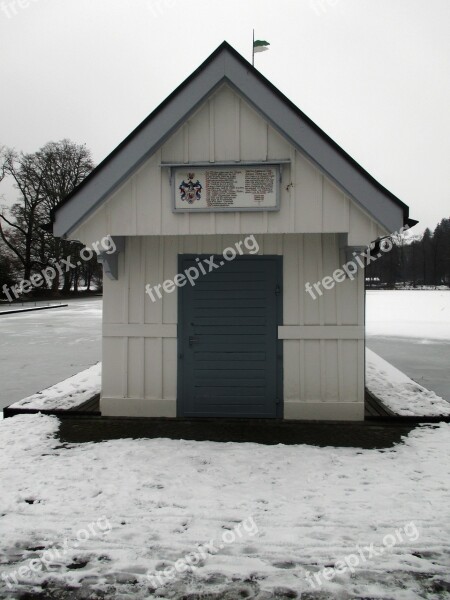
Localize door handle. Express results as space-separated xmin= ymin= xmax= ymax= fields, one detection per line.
xmin=188 ymin=336 xmax=199 ymax=346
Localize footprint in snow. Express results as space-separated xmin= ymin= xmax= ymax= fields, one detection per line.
xmin=272 ymin=560 xmax=297 ymax=569
xmin=173 ymin=519 xmax=190 ymax=533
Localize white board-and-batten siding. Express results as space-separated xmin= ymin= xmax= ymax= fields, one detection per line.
xmin=101 ymin=234 xmax=364 ymax=420
xmin=68 ymin=84 xmax=375 ymax=420
xmin=73 ymin=85 xmax=387 ymax=247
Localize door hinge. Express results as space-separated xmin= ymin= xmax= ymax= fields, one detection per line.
xmin=275 ymin=284 xmax=281 ymax=296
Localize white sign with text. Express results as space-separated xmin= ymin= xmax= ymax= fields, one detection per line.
xmin=173 ymin=165 xmax=279 ymax=211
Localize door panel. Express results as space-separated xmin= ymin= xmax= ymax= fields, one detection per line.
xmin=178 ymin=256 xmax=282 ymax=418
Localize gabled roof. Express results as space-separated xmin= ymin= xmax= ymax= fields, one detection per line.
xmin=52 ymin=41 xmax=416 ymax=237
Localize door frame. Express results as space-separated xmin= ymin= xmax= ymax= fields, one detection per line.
xmin=176 ymin=253 xmax=283 ymax=419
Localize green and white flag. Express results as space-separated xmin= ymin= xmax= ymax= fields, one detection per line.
xmin=253 ymin=39 xmax=270 ymax=53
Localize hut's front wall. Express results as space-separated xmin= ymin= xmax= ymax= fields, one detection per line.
xmin=101 ymin=234 xmax=364 ymax=420
xmin=68 ymin=84 xmax=378 ymax=421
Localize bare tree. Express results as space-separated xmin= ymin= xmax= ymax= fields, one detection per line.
xmin=0 ymin=238 xmax=16 ymax=299
xmin=0 ymin=146 xmax=6 ymax=182
xmin=0 ymin=140 xmax=94 ymax=285
xmin=0 ymin=147 xmax=46 ymax=280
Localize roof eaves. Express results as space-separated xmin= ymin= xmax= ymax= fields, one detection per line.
xmin=53 ymin=41 xmax=414 ymax=236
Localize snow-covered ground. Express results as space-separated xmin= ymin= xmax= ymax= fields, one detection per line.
xmin=366 ymin=349 xmax=450 ymax=417
xmin=8 ymin=363 xmax=101 ymax=411
xmin=0 ymin=291 xmax=450 ymax=598
xmin=0 ymin=298 xmax=102 ymax=412
xmin=0 ymin=414 xmax=449 ymax=599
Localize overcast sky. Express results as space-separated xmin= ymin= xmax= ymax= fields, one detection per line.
xmin=1 ymin=0 xmax=449 ymax=233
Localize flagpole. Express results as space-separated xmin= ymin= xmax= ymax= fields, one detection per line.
xmin=252 ymin=29 xmax=255 ymax=66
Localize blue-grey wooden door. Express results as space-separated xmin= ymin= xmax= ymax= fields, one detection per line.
xmin=178 ymin=255 xmax=282 ymax=418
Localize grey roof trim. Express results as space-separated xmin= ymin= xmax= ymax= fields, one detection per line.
xmin=54 ymin=43 xmax=412 ymax=238
xmin=222 ymin=74 xmax=404 ymax=232
xmin=53 ymin=80 xmax=226 ymax=237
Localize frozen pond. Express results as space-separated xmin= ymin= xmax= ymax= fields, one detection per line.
xmin=0 ymin=298 xmax=102 ymax=413
xmin=366 ymin=337 xmax=450 ymax=402
xmin=366 ymin=290 xmax=450 ymax=403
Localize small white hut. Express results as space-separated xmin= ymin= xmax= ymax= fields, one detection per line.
xmin=52 ymin=42 xmax=415 ymax=421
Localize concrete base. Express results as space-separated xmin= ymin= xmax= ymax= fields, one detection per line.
xmin=101 ymin=397 xmax=364 ymax=421
xmin=100 ymin=397 xmax=176 ymax=418
xmin=284 ymin=401 xmax=365 ymax=421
